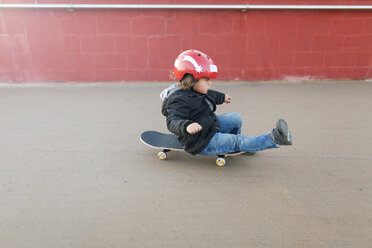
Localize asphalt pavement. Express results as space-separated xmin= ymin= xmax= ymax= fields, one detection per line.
xmin=0 ymin=81 xmax=371 ymax=248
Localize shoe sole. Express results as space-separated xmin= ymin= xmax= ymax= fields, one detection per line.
xmin=276 ymin=119 xmax=292 ymax=145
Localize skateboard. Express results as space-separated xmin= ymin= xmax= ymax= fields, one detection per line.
xmin=140 ymin=131 xmax=252 ymax=167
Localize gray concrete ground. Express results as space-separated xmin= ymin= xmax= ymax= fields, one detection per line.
xmin=0 ymin=81 xmax=371 ymax=248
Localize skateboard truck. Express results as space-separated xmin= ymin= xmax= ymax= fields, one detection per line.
xmin=157 ymin=149 xmax=227 ymax=167
xmin=216 ymin=152 xmax=247 ymax=167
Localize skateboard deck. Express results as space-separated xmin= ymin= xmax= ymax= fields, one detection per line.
xmin=140 ymin=131 xmax=253 ymax=166
xmin=140 ymin=130 xmax=184 ymax=151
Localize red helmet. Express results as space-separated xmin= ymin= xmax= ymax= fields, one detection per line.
xmin=173 ymin=49 xmax=218 ymax=80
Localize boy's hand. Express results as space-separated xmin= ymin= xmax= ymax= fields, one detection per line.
xmin=187 ymin=122 xmax=202 ymax=134
xmin=225 ymin=94 xmax=232 ymax=104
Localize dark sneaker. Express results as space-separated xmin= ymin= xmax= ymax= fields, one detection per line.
xmin=271 ymin=119 xmax=292 ymax=145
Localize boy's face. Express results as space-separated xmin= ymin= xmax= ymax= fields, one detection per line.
xmin=193 ymin=78 xmax=211 ymax=94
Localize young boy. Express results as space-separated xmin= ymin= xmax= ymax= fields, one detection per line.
xmin=161 ymin=49 xmax=292 ymax=156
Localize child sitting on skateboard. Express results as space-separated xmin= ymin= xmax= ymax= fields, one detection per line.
xmin=161 ymin=49 xmax=292 ymax=156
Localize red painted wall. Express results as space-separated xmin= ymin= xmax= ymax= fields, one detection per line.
xmin=1 ymin=0 xmax=372 ymax=82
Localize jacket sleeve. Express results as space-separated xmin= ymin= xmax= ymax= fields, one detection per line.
xmin=163 ymin=98 xmax=193 ymax=136
xmin=207 ymin=89 xmax=225 ymax=105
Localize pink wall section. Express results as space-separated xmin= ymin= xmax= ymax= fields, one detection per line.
xmin=1 ymin=0 xmax=372 ymax=82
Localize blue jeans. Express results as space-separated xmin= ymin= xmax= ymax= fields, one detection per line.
xmin=200 ymin=112 xmax=279 ymax=155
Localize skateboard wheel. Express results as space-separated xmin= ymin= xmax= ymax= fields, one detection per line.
xmin=216 ymin=158 xmax=226 ymax=167
xmin=157 ymin=151 xmax=167 ymax=160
